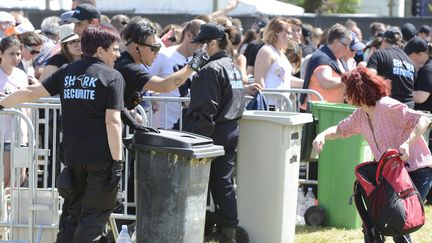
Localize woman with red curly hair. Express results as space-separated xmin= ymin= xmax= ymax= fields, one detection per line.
xmin=313 ymin=67 xmax=432 ymax=242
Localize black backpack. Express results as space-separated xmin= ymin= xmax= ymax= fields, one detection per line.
xmin=353 ymin=149 xmax=425 ymax=242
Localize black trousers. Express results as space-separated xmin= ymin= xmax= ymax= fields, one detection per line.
xmin=56 ymin=162 xmax=117 ymax=243
xmin=209 ymin=121 xmax=240 ymax=229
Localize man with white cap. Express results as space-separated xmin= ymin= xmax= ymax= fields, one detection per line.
xmin=0 ymin=11 xmax=16 ymax=38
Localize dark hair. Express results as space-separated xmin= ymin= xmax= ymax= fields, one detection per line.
xmin=81 ymin=25 xmax=120 ymax=57
xmin=342 ymin=67 xmax=391 ymax=107
xmin=327 ymin=23 xmax=351 ymax=44
xmin=227 ymin=25 xmax=242 ymax=46
xmin=285 ymin=40 xmax=302 ymax=70
xmin=0 ymin=36 xmax=21 ymax=63
xmin=121 ymin=17 xmax=155 ymax=45
xmin=0 ymin=36 xmax=21 ymax=53
xmin=179 ymin=20 xmax=202 ymax=43
xmin=17 ymin=31 xmax=43 ymax=47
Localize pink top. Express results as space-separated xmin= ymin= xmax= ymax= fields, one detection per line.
xmin=337 ymin=97 xmax=432 ymax=172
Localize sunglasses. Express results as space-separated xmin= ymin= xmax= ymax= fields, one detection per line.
xmin=138 ymin=43 xmax=162 ymax=53
xmin=338 ymin=39 xmax=350 ymax=48
xmin=67 ymin=39 xmax=80 ymax=45
xmin=24 ymin=45 xmax=40 ymax=55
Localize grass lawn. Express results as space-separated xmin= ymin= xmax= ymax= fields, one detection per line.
xmin=295 ymin=205 xmax=432 ymax=243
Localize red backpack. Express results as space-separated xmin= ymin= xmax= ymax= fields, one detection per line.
xmin=353 ymin=149 xmax=425 ymax=242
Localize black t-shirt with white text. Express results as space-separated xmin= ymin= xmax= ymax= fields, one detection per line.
xmin=114 ymin=51 xmax=153 ymax=106
xmin=42 ymin=57 xmax=124 ymax=165
xmin=367 ymin=47 xmax=415 ymax=108
xmin=414 ymin=58 xmax=432 ymax=112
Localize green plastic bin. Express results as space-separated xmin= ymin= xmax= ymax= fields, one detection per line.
xmin=311 ymin=102 xmax=373 ymax=229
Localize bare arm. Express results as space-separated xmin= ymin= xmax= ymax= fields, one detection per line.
xmin=208 ymin=0 xmax=240 ymax=18
xmin=144 ymin=64 xmax=193 ymax=93
xmin=0 ymin=84 xmax=50 ymax=108
xmin=312 ymin=125 xmax=343 ymax=154
xmin=253 ymin=47 xmax=272 ymax=88
xmin=39 ymin=65 xmax=59 ymax=82
xmin=290 ymin=75 xmax=304 ymax=88
xmin=105 ymin=109 xmax=123 ymax=161
xmin=413 ymin=91 xmax=430 ymax=104
xmin=368 ymin=67 xmax=378 ymax=74
xmin=314 ymin=66 xmax=343 ymax=89
xmin=399 ymin=115 xmax=431 ymax=161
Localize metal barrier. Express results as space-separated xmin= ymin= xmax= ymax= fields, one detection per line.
xmin=0 ymin=88 xmax=324 ymax=242
xmin=0 ymin=107 xmax=60 ymax=243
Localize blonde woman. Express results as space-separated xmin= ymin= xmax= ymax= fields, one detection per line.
xmin=254 ymin=17 xmax=303 ymax=89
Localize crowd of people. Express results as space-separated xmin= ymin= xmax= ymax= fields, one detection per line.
xmin=0 ymin=0 xmax=431 ymax=242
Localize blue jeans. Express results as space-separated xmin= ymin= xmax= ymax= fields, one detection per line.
xmin=393 ymin=166 xmax=432 ymax=243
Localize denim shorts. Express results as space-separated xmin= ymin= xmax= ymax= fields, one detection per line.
xmin=409 ymin=166 xmax=432 ymax=200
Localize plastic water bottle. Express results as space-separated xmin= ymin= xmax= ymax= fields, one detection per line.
xmin=305 ymin=187 xmax=316 ymax=211
xmin=117 ymin=225 xmax=132 ymax=243
xmin=296 ymin=187 xmax=306 ymax=225
xmin=131 ymin=225 xmax=136 ymax=243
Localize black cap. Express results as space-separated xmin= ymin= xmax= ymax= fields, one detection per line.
xmin=400 ymin=23 xmax=416 ymax=42
xmin=404 ymin=37 xmax=429 ymax=55
xmin=417 ymin=24 xmax=431 ymax=35
xmin=191 ymin=23 xmax=225 ymax=43
xmin=69 ymin=4 xmax=101 ymax=23
xmin=383 ymin=27 xmax=402 ymax=40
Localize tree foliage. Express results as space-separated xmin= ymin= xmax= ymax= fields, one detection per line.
xmin=281 ymin=0 xmax=361 ymax=14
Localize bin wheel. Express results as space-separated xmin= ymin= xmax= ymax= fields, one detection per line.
xmin=236 ymin=226 xmax=249 ymax=243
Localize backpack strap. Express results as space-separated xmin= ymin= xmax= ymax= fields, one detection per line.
xmin=353 ymin=181 xmax=375 ymax=242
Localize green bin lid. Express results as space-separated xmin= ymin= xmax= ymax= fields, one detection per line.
xmin=130 ymin=129 xmax=225 ymax=158
xmin=310 ymin=101 xmax=356 ymax=116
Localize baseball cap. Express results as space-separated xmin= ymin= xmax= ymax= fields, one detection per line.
xmin=417 ymin=25 xmax=431 ymax=35
xmin=383 ymin=27 xmax=402 ymax=40
xmin=68 ymin=4 xmax=101 ymax=23
xmin=404 ymin=37 xmax=429 ymax=55
xmin=400 ymin=23 xmax=416 ymax=42
xmin=191 ymin=23 xmax=225 ymax=43
xmin=0 ymin=11 xmax=16 ymax=25
xmin=350 ymin=32 xmax=366 ymax=51
xmin=58 ymin=23 xmax=80 ymax=43
xmin=59 ymin=10 xmax=75 ymax=25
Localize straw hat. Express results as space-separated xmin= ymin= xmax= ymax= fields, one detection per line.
xmin=58 ymin=23 xmax=79 ymax=43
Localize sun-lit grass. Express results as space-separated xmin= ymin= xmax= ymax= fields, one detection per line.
xmin=295 ymin=205 xmax=432 ymax=243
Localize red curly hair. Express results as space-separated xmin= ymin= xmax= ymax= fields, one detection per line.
xmin=341 ymin=67 xmax=391 ymax=107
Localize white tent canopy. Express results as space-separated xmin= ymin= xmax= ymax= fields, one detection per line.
xmin=228 ymin=0 xmax=304 ymax=16
xmin=96 ymin=0 xmax=304 ymax=16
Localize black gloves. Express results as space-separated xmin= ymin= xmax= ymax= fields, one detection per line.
xmin=188 ymin=49 xmax=209 ymax=72
xmin=121 ymin=108 xmax=159 ymax=133
xmin=104 ymin=160 xmax=124 ymax=193
xmin=134 ymin=124 xmax=160 ymax=133
xmin=126 ymin=89 xmax=147 ymax=110
xmin=0 ymin=105 xmax=4 ymax=110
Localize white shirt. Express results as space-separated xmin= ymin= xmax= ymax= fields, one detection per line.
xmin=0 ymin=67 xmax=29 ymax=143
xmin=149 ymin=46 xmax=192 ymax=129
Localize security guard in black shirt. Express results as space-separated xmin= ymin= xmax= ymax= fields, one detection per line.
xmin=114 ymin=17 xmax=208 ymax=130
xmin=182 ymin=23 xmax=245 ymax=243
xmin=0 ymin=26 xmax=124 ymax=243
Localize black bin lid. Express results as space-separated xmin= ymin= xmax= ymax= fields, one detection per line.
xmin=130 ymin=129 xmax=225 ymax=158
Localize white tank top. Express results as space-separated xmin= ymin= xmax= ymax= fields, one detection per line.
xmin=264 ymin=45 xmax=292 ymax=89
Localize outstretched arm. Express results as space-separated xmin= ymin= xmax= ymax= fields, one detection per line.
xmin=0 ymin=84 xmax=50 ymax=108
xmin=312 ymin=125 xmax=342 ymax=154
